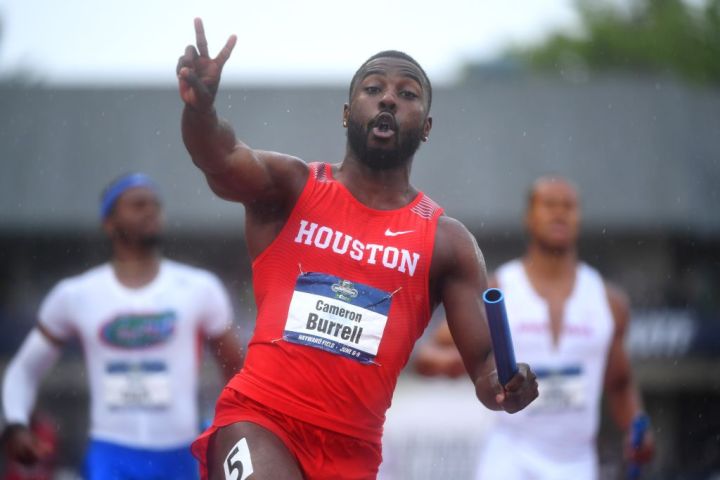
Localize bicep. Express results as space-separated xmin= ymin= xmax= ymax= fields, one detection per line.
xmin=436 ymin=219 xmax=492 ymax=380
xmin=205 ymin=147 xmax=308 ymax=207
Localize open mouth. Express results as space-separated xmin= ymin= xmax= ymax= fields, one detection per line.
xmin=371 ymin=112 xmax=396 ymax=139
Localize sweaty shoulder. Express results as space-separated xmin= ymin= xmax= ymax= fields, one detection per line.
xmin=250 ymin=152 xmax=310 ymax=213
xmin=433 ymin=215 xmax=482 ymax=262
xmin=207 ymin=147 xmax=309 ymax=207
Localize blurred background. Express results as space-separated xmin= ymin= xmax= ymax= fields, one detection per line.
xmin=1 ymin=0 xmax=718 ymax=478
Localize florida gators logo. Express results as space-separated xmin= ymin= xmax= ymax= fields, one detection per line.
xmin=100 ymin=311 xmax=177 ymax=349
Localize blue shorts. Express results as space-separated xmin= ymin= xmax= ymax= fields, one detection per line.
xmin=84 ymin=439 xmax=199 ymax=480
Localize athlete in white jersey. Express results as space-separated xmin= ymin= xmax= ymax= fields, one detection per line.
xmin=1 ymin=173 xmax=244 ymax=480
xmin=476 ymin=260 xmax=614 ymax=479
xmin=416 ymin=176 xmax=654 ymax=479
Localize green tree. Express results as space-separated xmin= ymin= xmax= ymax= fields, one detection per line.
xmin=508 ymin=0 xmax=720 ymax=84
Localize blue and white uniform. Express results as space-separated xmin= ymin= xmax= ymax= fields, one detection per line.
xmin=36 ymin=260 xmax=232 ymax=479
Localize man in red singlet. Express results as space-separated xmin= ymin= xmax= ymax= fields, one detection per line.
xmin=176 ymin=18 xmax=538 ymax=480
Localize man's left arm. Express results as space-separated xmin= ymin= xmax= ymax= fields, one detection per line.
xmin=604 ymin=283 xmax=655 ymax=464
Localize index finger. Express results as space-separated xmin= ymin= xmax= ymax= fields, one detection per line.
xmin=194 ymin=17 xmax=210 ymax=57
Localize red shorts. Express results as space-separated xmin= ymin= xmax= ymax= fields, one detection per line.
xmin=192 ymin=387 xmax=383 ymax=480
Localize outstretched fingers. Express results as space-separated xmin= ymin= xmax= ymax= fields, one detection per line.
xmin=193 ymin=17 xmax=236 ymax=69
xmin=194 ymin=17 xmax=210 ymax=57
xmin=215 ymin=35 xmax=237 ymax=69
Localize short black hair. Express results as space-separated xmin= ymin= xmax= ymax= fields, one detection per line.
xmin=349 ymin=50 xmax=432 ymax=111
xmin=526 ymin=175 xmax=579 ymax=211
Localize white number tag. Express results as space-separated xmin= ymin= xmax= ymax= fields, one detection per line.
xmin=223 ymin=438 xmax=253 ymax=480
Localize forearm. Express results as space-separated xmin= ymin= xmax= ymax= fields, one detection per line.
xmin=2 ymin=329 xmax=60 ymax=425
xmin=607 ymin=377 xmax=645 ymax=431
xmin=182 ymin=106 xmax=240 ymax=176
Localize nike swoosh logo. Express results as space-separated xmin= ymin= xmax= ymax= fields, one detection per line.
xmin=384 ymin=228 xmax=415 ymax=237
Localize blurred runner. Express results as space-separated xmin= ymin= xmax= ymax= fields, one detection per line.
xmin=416 ymin=176 xmax=655 ymax=479
xmin=1 ymin=173 xmax=244 ymax=480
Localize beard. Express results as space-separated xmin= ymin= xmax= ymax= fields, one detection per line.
xmin=137 ymin=233 xmax=162 ymax=249
xmin=346 ymin=116 xmax=424 ymax=170
xmin=114 ymin=228 xmax=163 ymax=249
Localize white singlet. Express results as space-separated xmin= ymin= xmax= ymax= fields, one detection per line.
xmin=476 ymin=259 xmax=614 ymax=480
xmin=38 ymin=260 xmax=233 ymax=449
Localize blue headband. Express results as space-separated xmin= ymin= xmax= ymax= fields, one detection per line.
xmin=100 ymin=173 xmax=159 ymax=219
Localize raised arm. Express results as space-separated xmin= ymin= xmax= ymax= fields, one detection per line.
xmin=431 ymin=217 xmax=537 ymax=412
xmin=176 ymin=18 xmax=307 ymax=213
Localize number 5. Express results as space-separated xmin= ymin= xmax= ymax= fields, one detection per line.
xmin=223 ymin=438 xmax=253 ymax=480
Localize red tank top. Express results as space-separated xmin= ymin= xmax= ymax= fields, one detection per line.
xmin=228 ymin=162 xmax=444 ymax=443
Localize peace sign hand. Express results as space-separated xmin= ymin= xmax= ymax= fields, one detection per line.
xmin=177 ymin=18 xmax=236 ymax=112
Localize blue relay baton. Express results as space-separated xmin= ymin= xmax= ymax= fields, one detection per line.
xmin=483 ymin=288 xmax=518 ymax=386
xmin=627 ymin=414 xmax=649 ymax=479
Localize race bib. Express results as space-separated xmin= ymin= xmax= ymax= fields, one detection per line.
xmin=103 ymin=360 xmax=171 ymax=410
xmin=531 ymin=365 xmax=587 ymax=413
xmin=283 ymin=272 xmax=393 ymax=364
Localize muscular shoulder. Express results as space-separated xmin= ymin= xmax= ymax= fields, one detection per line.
xmin=260 ymin=151 xmax=309 ymax=184
xmin=431 ymin=215 xmax=486 ymax=280
xmin=211 ymin=150 xmax=310 ymax=212
xmin=253 ymin=152 xmax=310 ymax=205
